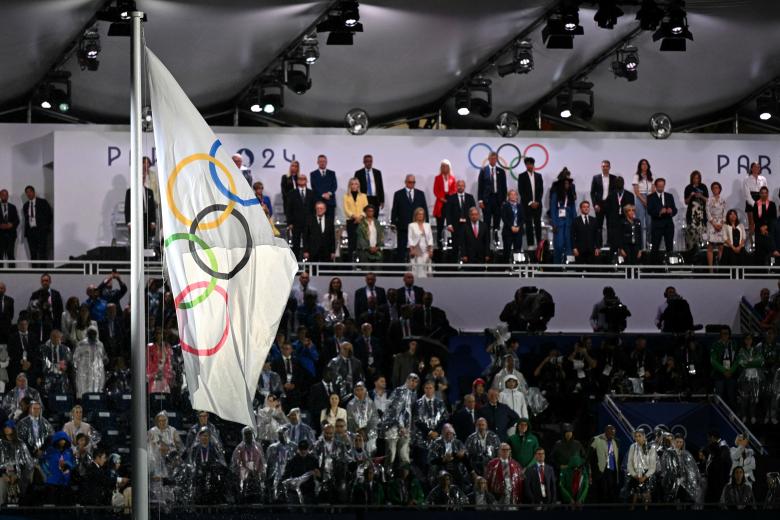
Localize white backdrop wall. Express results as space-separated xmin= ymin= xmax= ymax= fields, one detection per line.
xmin=1 ymin=124 xmax=779 ymax=260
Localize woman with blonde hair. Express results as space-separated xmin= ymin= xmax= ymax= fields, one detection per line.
xmin=343 ymin=177 xmax=369 ymax=258
xmin=408 ymin=207 xmax=433 ymax=278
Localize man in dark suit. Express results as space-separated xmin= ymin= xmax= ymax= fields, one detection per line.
xmin=478 ymin=389 xmax=519 ymax=442
xmin=285 ymin=173 xmax=316 ymax=260
xmin=8 ymin=316 xmax=42 ymax=384
xmin=589 ymin=160 xmax=617 ymax=246
xmin=310 ymin=154 xmax=338 ymax=218
xmin=81 ymin=449 xmax=119 ymax=505
xmin=517 ymin=157 xmax=543 ymax=248
xmin=303 ymin=202 xmax=336 ymax=262
xmin=0 ymin=189 xmax=20 ymax=268
xmin=124 ymin=163 xmax=157 ymax=248
xmin=524 ymin=447 xmax=557 ymax=504
xmin=0 ymin=282 xmax=13 ymax=343
xmin=353 ymin=272 xmax=387 ymax=318
xmin=459 ymin=207 xmax=491 ymax=264
xmin=355 ymin=154 xmax=385 ymax=210
xmin=272 ymin=342 xmax=308 ymax=411
xmin=446 ymin=180 xmax=477 ymax=259
xmin=353 ymin=322 xmax=383 ymax=382
xmin=478 ymin=151 xmax=508 ymax=231
xmin=28 ymin=273 xmax=63 ymax=330
xmin=500 ymin=189 xmax=524 ymax=263
xmin=412 ymin=292 xmax=451 ymax=343
xmin=390 ymin=175 xmax=428 ymax=261
xmin=397 ymin=272 xmax=424 ymax=308
xmin=99 ymin=303 xmax=126 ymax=360
xmin=646 ymin=178 xmax=678 ymax=254
xmin=22 ymin=185 xmax=53 ymax=265
xmin=451 ymin=394 xmax=478 ymax=442
xmin=307 ymin=377 xmax=334 ymax=433
xmin=572 ymin=201 xmax=600 ymax=264
xmin=604 ymin=177 xmax=635 ymax=249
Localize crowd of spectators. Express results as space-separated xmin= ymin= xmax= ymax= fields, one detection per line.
xmin=0 ymin=269 xmax=778 ymax=511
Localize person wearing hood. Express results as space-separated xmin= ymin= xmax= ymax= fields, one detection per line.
xmin=465 ymin=417 xmax=501 ymax=476
xmin=659 ymin=434 xmax=701 ymax=504
xmin=559 ymin=453 xmax=589 ymax=507
xmin=15 ymin=400 xmax=52 ymax=457
xmin=185 ymin=411 xmax=223 ymax=455
xmin=720 ymin=465 xmax=754 ymax=510
xmin=491 ymin=354 xmax=528 ymax=391
xmin=484 ymin=442 xmax=524 ymax=505
xmin=39 ymin=329 xmax=72 ymax=396
xmin=427 ymin=423 xmax=469 ymax=491
xmin=381 ymin=373 xmax=419 ymax=469
xmin=72 ymin=325 xmax=107 ymax=398
xmin=729 ymin=434 xmax=756 ymax=485
xmin=346 ymin=382 xmax=378 ymax=454
xmin=0 ymin=419 xmax=34 ymax=505
xmin=286 ymin=408 xmax=316 ymax=447
xmin=589 ymin=424 xmax=620 ymax=503
xmin=256 ymin=394 xmax=289 ymax=445
xmin=472 ymin=377 xmax=489 ymax=410
xmin=426 ymin=469 xmax=468 ymax=508
xmin=1 ymin=373 xmax=42 ymax=421
xmin=231 ymin=426 xmax=265 ymax=503
xmin=508 ymin=417 xmax=540 ymax=469
xmin=499 ymin=374 xmax=529 ymax=429
xmin=41 ymin=430 xmax=74 ymax=504
xmin=551 ymin=423 xmax=586 ymax=470
xmin=313 ymin=422 xmax=353 ymax=503
xmin=265 ymin=425 xmax=298 ymax=503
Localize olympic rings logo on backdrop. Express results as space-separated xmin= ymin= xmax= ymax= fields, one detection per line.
xmin=163 ymin=138 xmax=256 ymax=357
xmin=467 ymin=142 xmax=550 ymax=180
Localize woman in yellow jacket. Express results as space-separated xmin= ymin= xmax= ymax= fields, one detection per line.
xmin=343 ymin=177 xmax=368 ymax=258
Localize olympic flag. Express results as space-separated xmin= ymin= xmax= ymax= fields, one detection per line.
xmin=146 ymin=49 xmax=298 ymax=426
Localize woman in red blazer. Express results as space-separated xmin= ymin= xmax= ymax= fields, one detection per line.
xmin=433 ymin=159 xmax=457 ymax=248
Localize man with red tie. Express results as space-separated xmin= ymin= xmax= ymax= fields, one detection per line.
xmin=524 ymin=447 xmax=557 ymax=505
xmin=459 ymin=207 xmax=491 ymax=264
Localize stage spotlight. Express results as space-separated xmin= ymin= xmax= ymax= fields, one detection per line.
xmin=757 ymin=90 xmax=777 ymax=121
xmin=594 ymin=1 xmax=624 ymax=29
xmin=652 ymin=1 xmax=693 ymax=51
xmin=37 ymin=72 xmax=71 ymax=113
xmin=317 ymin=1 xmax=364 ymax=45
xmin=612 ymin=45 xmax=639 ymax=81
xmin=497 ymin=40 xmax=533 ymax=77
xmin=649 ymin=112 xmax=672 ymax=139
xmin=284 ymin=61 xmax=312 ymax=95
xmin=77 ymin=29 xmax=101 ymax=71
xmin=341 ymin=1 xmax=360 ymax=27
xmin=250 ymin=81 xmax=283 ymax=114
xmin=557 ymin=91 xmax=573 ymax=118
xmin=496 ymin=111 xmax=520 ymax=137
xmin=455 ymin=88 xmax=470 ymax=116
xmin=345 ymin=108 xmax=369 ymax=135
xmin=301 ymin=34 xmax=319 ymax=65
xmin=468 ymin=78 xmax=493 ymax=118
xmin=636 ymin=0 xmax=664 ymax=30
xmin=542 ymin=2 xmax=584 ymax=49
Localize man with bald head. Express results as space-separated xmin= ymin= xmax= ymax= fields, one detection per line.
xmin=459 ymin=207 xmax=491 ymax=264
xmin=391 ymin=174 xmax=428 ymax=261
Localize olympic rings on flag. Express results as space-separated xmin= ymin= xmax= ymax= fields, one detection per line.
xmin=208 ymin=139 xmax=261 ymax=207
xmin=166 ymin=153 xmax=237 ymax=230
xmin=188 ymin=204 xmax=253 ymax=280
xmin=175 ymin=281 xmax=230 ymax=357
xmin=163 ymin=232 xmax=219 ymax=309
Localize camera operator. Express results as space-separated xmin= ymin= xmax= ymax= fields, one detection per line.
xmin=499 ymin=287 xmax=555 ymax=333
xmin=656 ymin=287 xmax=694 ymax=333
xmin=590 ymin=287 xmax=631 ymax=333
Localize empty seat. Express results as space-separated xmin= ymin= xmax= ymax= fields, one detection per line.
xmin=80 ymin=392 xmax=108 ymax=414
xmin=110 ymin=392 xmax=133 ymax=413
xmin=148 ymin=392 xmax=171 ymax=413
xmin=48 ymin=393 xmax=74 ymax=414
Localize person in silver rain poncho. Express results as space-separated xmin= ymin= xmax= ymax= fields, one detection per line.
xmin=0 ymin=420 xmax=34 ymax=506
xmin=72 ymin=326 xmax=107 ymax=398
xmin=659 ymin=433 xmax=701 ymax=504
xmin=185 ymin=411 xmax=223 ymax=455
xmin=230 ymin=426 xmax=265 ymax=503
xmin=265 ymin=425 xmax=298 ymax=503
xmin=15 ymin=401 xmax=52 ymax=457
xmin=466 ymin=417 xmax=501 ymax=476
xmin=413 ymin=379 xmax=449 ymax=451
xmin=39 ymin=330 xmax=72 ymax=395
xmin=255 ymin=394 xmax=289 ymax=444
xmin=426 ymin=470 xmax=468 ymax=509
xmin=147 ymin=411 xmax=184 ymax=454
xmin=627 ymin=429 xmax=657 ymax=507
xmin=286 ymin=408 xmax=315 ymax=447
xmin=736 ymin=334 xmax=764 ymax=424
xmin=380 ymin=373 xmax=419 ymax=469
xmin=149 ymin=431 xmax=180 ymax=506
xmin=313 ymin=422 xmax=353 ymax=503
xmin=325 ymin=342 xmax=365 ymax=402
xmin=427 ymin=423 xmax=470 ymax=490
xmin=346 ymin=382 xmax=378 ymax=454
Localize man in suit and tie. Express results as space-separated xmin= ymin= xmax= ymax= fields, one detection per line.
xmin=28 ymin=273 xmax=63 ymax=330
xmin=478 ymin=151 xmax=508 ymax=231
xmin=0 ymin=282 xmax=13 ymax=343
xmin=307 ymin=376 xmax=335 ymax=434
xmin=451 ymin=394 xmax=478 ymax=442
xmin=500 ymin=189 xmax=524 ymax=263
xmin=604 ymin=177 xmax=635 ymax=249
xmin=517 ymin=157 xmax=544 ymax=249
xmin=272 ymin=342 xmax=308 ymax=411
xmin=353 ymin=322 xmax=383 ymax=383
xmin=353 ymin=272 xmax=387 ymax=318
xmin=412 ymin=292 xmax=452 ymax=343
xmin=572 ymin=201 xmax=600 ymax=264
xmin=124 ymin=163 xmax=158 ymax=248
xmin=355 ymin=154 xmax=385 ymax=210
xmin=310 ymin=154 xmax=338 ymax=218
xmin=0 ymin=189 xmax=20 ymax=268
xmin=647 ymin=178 xmax=678 ymax=254
xmin=459 ymin=207 xmax=491 ymax=264
xmin=285 ymin=173 xmax=316 ymax=260
xmin=390 ymin=175 xmax=428 ymax=261
xmin=8 ymin=316 xmax=42 ymax=384
xmin=397 ymin=271 xmax=424 ymax=308
xmin=303 ymin=202 xmax=336 ymax=262
xmin=524 ymin=447 xmax=557 ymax=505
xmin=22 ymin=185 xmax=53 ymax=266
xmin=590 ymin=160 xmax=617 ymax=247
xmin=446 ymin=180 xmax=476 ymax=259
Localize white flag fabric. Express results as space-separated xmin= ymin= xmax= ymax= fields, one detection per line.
xmin=146 ymin=48 xmax=298 ymax=426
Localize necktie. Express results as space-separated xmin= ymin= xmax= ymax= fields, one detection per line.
xmin=285 ymin=358 xmax=292 ymax=375
xmin=31 ymin=200 xmax=35 ymax=219
xmin=300 ymin=188 xmax=305 ymax=199
xmin=539 ymin=464 xmax=545 ymax=481
xmin=407 ymin=288 xmax=413 ymax=303
xmin=408 ymin=190 xmax=413 ymax=204
xmin=491 ymin=167 xmax=496 ymax=192
xmin=319 ymin=216 xmax=324 ymax=232
xmin=366 ymin=170 xmax=372 ymax=196
xmin=661 ymin=193 xmax=665 ymax=207
xmin=459 ymin=194 xmax=464 ymax=209
xmin=473 ymin=223 xmax=478 ymax=237
xmin=1 ymin=203 xmax=6 ymax=221
xmin=321 ymin=170 xmax=326 ymax=177
xmin=583 ymin=216 xmax=587 ymax=225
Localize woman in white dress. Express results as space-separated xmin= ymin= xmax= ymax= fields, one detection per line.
xmin=706 ymin=181 xmax=727 ymax=270
xmin=632 ymin=159 xmax=654 ymax=248
xmin=407 ymin=207 xmax=433 ymax=278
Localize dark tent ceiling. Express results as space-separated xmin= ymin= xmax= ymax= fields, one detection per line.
xmin=2 ymin=0 xmax=780 ymax=131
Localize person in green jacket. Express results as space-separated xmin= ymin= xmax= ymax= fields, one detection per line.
xmin=508 ymin=417 xmax=539 ymax=468
xmin=386 ymin=464 xmax=425 ymax=506
xmin=710 ymin=326 xmax=738 ymax=407
xmin=559 ymin=454 xmax=589 ymax=508
xmin=735 ymin=334 xmax=764 ymax=424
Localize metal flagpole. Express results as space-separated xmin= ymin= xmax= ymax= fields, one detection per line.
xmin=129 ymin=10 xmax=149 ymax=520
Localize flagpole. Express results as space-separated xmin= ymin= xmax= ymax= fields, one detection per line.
xmin=129 ymin=10 xmax=149 ymax=520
